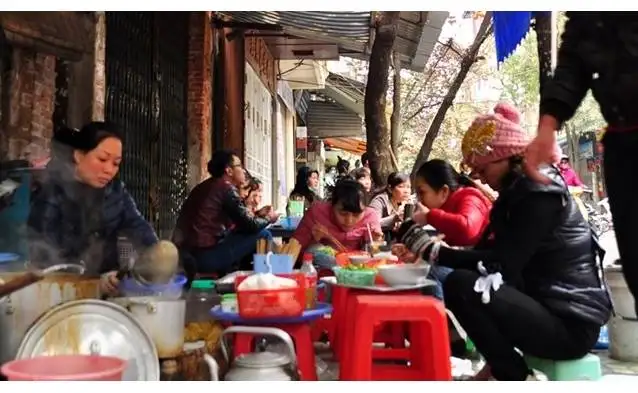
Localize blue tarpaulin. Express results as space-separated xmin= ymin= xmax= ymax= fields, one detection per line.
xmin=492 ymin=11 xmax=533 ymax=65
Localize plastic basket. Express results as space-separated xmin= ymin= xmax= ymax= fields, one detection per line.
xmin=333 ymin=267 xmax=377 ymax=286
xmin=119 ymin=274 xmax=187 ymax=299
xmin=234 ymin=273 xmax=306 ymax=318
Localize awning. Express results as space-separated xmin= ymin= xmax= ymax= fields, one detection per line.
xmin=0 ymin=12 xmax=93 ymax=60
xmin=322 ymin=72 xmax=365 ymax=117
xmin=306 ymin=100 xmax=363 ymax=138
xmin=492 ymin=11 xmax=534 ymax=65
xmin=218 ymin=11 xmax=448 ymax=72
xmin=324 ymin=137 xmax=366 ymax=155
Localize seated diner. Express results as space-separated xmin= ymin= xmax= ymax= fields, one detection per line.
xmin=410 ymin=159 xmax=492 ymax=299
xmin=28 ymin=122 xmax=159 ymax=296
xmin=242 ymin=172 xmax=273 ymax=218
xmin=172 ymin=150 xmax=279 ymax=275
xmin=351 ymin=166 xmax=372 ymax=194
xmin=368 ymin=172 xmax=411 ymax=236
xmin=287 ymin=166 xmax=321 ymax=214
xmin=396 ymin=103 xmax=611 ymax=380
xmin=291 ymin=178 xmax=383 ymax=269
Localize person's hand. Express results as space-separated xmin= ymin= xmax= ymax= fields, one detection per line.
xmin=267 ymin=210 xmax=280 ymax=223
xmin=524 ymin=115 xmax=560 ymax=184
xmin=256 ymin=205 xmax=272 ymax=218
xmin=395 ymin=204 xmax=405 ymax=221
xmin=99 ymin=271 xmax=120 ymax=297
xmin=412 ymin=203 xmax=430 ymax=226
xmin=312 ymin=225 xmax=326 ymax=242
xmin=371 ymin=227 xmax=384 ymax=242
xmin=391 ymin=243 xmax=417 ymax=263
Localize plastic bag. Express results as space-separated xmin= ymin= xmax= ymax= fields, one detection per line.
xmin=237 ymin=273 xmax=298 ymax=291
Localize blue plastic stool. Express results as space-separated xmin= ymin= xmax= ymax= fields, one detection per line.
xmin=524 ymin=353 xmax=602 ymax=381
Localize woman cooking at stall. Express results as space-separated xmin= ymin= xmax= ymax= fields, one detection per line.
xmin=28 ymin=121 xmax=159 ymax=296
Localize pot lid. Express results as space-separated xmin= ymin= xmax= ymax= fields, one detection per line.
xmin=235 ymin=351 xmax=291 ymax=368
xmin=16 ymin=299 xmax=160 ymax=381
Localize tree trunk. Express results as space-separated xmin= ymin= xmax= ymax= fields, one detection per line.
xmin=410 ymin=13 xmax=493 ymax=177
xmin=533 ymin=11 xmax=553 ymax=96
xmin=365 ymin=11 xmax=400 ymax=186
xmin=390 ymin=51 xmax=402 ymax=156
xmin=564 ymin=122 xmax=582 ymax=174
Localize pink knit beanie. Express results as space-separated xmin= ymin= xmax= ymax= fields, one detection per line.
xmin=461 ymin=103 xmax=530 ymax=168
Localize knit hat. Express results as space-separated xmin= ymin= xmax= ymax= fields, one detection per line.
xmin=461 ymin=103 xmax=530 ymax=168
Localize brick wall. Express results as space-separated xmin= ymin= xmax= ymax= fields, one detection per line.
xmin=4 ymin=48 xmax=56 ymax=161
xmin=186 ymin=11 xmax=213 ymax=189
xmin=245 ymin=35 xmax=276 ymax=94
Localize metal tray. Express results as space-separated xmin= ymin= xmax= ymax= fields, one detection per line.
xmin=16 ymin=299 xmax=160 ymax=381
xmin=319 ymin=276 xmax=436 ymax=292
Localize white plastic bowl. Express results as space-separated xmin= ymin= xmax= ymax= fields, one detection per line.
xmin=348 ymin=255 xmax=372 ymax=265
xmin=377 ymin=264 xmax=430 ymax=287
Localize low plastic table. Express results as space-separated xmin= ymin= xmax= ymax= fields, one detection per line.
xmin=210 ymin=302 xmax=332 ymax=381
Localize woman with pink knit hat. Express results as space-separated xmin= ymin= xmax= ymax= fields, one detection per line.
xmin=395 ymin=103 xmax=611 ymax=380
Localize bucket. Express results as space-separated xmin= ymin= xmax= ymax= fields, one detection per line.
xmin=609 ymin=316 xmax=638 ymax=361
xmin=1 ymin=355 xmax=127 ymax=381
xmin=605 ymin=263 xmax=635 ymax=319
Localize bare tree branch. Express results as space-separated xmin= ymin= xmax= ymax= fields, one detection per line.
xmin=410 ymin=12 xmax=494 ymax=177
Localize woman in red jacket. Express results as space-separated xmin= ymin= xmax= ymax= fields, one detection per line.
xmin=411 ymin=159 xmax=493 ymax=299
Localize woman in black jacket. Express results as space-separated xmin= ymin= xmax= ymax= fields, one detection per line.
xmin=28 ymin=123 xmax=158 ymax=296
xmin=395 ymin=103 xmax=611 ymax=381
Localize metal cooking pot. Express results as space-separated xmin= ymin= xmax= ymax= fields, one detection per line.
xmin=0 ymin=269 xmax=99 ymax=365
xmin=115 ymin=297 xmax=186 ymax=359
xmin=204 ymin=326 xmax=299 ymax=381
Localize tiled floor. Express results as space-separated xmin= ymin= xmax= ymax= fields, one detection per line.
xmin=599 ymin=351 xmax=638 ymax=375
xmin=314 ymin=345 xmax=638 ymax=381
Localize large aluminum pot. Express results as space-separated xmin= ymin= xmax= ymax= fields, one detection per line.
xmin=112 ymin=297 xmax=186 ymax=359
xmin=0 ymin=272 xmax=100 ymax=365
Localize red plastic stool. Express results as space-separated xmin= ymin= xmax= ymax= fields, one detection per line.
xmin=340 ymin=294 xmax=451 ymax=381
xmin=231 ymin=323 xmax=318 ymax=380
xmin=332 ymin=287 xmax=420 ymax=361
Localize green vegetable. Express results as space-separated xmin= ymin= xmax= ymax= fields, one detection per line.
xmin=343 ymin=264 xmax=375 ymax=272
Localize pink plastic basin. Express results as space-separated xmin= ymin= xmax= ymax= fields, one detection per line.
xmin=1 ymin=355 xmax=127 ymax=381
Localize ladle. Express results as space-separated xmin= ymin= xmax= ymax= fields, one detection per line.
xmin=0 ymin=263 xmax=86 ymax=298
xmin=119 ymin=240 xmax=180 ymax=286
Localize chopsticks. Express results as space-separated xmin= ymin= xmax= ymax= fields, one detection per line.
xmin=256 ymin=237 xmax=303 ymax=261
xmin=313 ymin=223 xmax=347 ymax=253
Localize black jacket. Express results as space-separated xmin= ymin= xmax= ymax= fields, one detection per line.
xmin=28 ymin=159 xmax=158 ymax=275
xmin=172 ymin=177 xmax=269 ymax=250
xmin=541 ymin=12 xmax=638 ymax=127
xmin=436 ymin=166 xmax=612 ymax=326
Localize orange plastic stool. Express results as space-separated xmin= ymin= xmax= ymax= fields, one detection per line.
xmin=339 ymin=294 xmax=451 ymax=381
xmin=232 ymin=323 xmax=318 ymax=381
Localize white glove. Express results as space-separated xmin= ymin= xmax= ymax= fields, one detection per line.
xmin=473 ymin=261 xmax=503 ymax=304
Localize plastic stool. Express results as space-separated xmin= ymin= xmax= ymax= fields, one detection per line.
xmin=340 ymin=294 xmax=451 ymax=381
xmin=524 ymin=353 xmax=602 ymax=381
xmin=331 ymin=286 xmax=417 ymax=361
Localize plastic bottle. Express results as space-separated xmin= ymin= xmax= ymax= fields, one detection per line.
xmin=300 ymin=253 xmax=318 ymax=309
